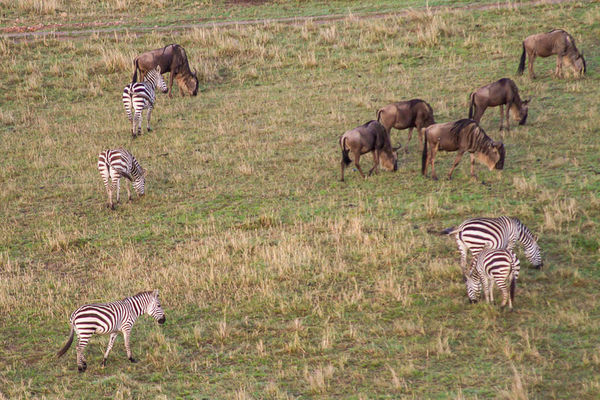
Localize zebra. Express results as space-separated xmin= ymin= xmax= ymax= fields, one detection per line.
xmin=122 ymin=65 xmax=168 ymax=137
xmin=98 ymin=148 xmax=146 ymax=209
xmin=465 ymin=248 xmax=520 ymax=310
xmin=57 ymin=290 xmax=165 ymax=372
xmin=442 ymin=216 xmax=542 ymax=274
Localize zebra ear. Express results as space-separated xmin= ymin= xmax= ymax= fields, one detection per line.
xmin=142 ymin=168 xmax=147 ymax=178
xmin=153 ymin=289 xmax=159 ymax=297
xmin=156 ymin=65 xmax=161 ymax=74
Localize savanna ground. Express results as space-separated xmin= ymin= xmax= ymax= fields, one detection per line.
xmin=1 ymin=0 xmax=600 ymax=398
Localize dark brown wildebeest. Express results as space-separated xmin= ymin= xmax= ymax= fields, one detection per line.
xmin=422 ymin=119 xmax=505 ymax=181
xmin=132 ymin=44 xmax=199 ymax=97
xmin=468 ymin=78 xmax=529 ymax=131
xmin=376 ymin=99 xmax=435 ymax=152
xmin=517 ymin=29 xmax=586 ymax=79
xmin=340 ymin=120 xmax=399 ymax=182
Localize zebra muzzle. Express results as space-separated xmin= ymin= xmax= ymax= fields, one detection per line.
xmin=158 ymin=316 xmax=166 ymax=324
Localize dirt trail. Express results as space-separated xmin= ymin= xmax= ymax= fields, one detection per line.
xmin=1 ymin=0 xmax=584 ymax=42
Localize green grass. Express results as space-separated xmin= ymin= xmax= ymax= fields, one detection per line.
xmin=1 ymin=1 xmax=600 ymax=398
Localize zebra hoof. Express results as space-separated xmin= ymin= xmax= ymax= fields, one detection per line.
xmin=102 ymin=359 xmax=107 ymax=367
xmin=129 ymin=357 xmax=138 ymax=363
xmin=78 ymin=363 xmax=87 ymax=373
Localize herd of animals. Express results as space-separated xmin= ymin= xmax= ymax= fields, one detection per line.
xmin=55 ymin=28 xmax=586 ymax=372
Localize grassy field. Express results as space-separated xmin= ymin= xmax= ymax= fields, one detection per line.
xmin=1 ymin=0 xmax=600 ymax=398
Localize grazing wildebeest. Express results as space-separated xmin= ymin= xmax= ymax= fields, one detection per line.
xmin=468 ymin=78 xmax=529 ymax=131
xmin=340 ymin=120 xmax=399 ymax=182
xmin=132 ymin=44 xmax=199 ymax=97
xmin=376 ymin=99 xmax=435 ymax=152
xmin=517 ymin=29 xmax=586 ymax=79
xmin=421 ymin=119 xmax=505 ymax=181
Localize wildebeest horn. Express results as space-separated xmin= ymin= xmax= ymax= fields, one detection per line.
xmin=193 ymin=68 xmax=198 ymax=77
xmin=392 ymin=145 xmax=401 ymax=151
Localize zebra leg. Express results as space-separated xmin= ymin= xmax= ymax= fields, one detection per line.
xmin=76 ymin=335 xmax=89 ymax=372
xmin=488 ymin=277 xmax=495 ymax=304
xmin=481 ymin=276 xmax=491 ymax=304
xmin=102 ymin=332 xmax=118 ymax=367
xmin=146 ymin=104 xmax=153 ymax=132
xmin=123 ymin=330 xmax=137 ymax=363
xmin=134 ymin=110 xmax=142 ymax=137
xmin=457 ymin=239 xmax=468 ymax=276
xmin=126 ymin=182 xmax=132 ymax=201
xmin=113 ymin=176 xmax=121 ymax=205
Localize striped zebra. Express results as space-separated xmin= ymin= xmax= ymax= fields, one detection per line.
xmin=57 ymin=290 xmax=165 ymax=372
xmin=465 ymin=248 xmax=520 ymax=310
xmin=442 ymin=216 xmax=542 ymax=274
xmin=122 ymin=65 xmax=168 ymax=137
xmin=98 ymin=148 xmax=146 ymax=209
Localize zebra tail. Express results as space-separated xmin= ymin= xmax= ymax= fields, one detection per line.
xmin=517 ymin=43 xmax=526 ymax=75
xmin=468 ymin=92 xmax=475 ymax=119
xmin=132 ymin=59 xmax=139 ymax=84
xmin=57 ymin=326 xmax=74 ymax=358
xmin=510 ymin=275 xmax=516 ymax=302
xmin=440 ymin=227 xmax=456 ymax=235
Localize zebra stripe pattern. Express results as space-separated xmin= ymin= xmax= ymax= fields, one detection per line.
xmin=122 ymin=65 xmax=168 ymax=137
xmin=443 ymin=216 xmax=542 ymax=273
xmin=465 ymin=248 xmax=520 ymax=309
xmin=57 ymin=290 xmax=165 ymax=372
xmin=98 ymin=148 xmax=146 ymax=209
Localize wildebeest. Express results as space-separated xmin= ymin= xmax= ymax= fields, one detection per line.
xmin=132 ymin=44 xmax=199 ymax=97
xmin=376 ymin=99 xmax=435 ymax=152
xmin=468 ymin=78 xmax=529 ymax=131
xmin=517 ymin=29 xmax=586 ymax=78
xmin=340 ymin=120 xmax=399 ymax=182
xmin=422 ymin=119 xmax=505 ymax=181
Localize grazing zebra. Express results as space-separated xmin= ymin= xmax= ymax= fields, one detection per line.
xmin=122 ymin=65 xmax=168 ymax=137
xmin=57 ymin=290 xmax=165 ymax=372
xmin=442 ymin=216 xmax=542 ymax=274
xmin=98 ymin=148 xmax=146 ymax=209
xmin=465 ymin=248 xmax=520 ymax=310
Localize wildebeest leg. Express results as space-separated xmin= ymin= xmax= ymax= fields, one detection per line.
xmin=418 ymin=127 xmax=425 ymax=152
xmin=168 ymin=72 xmax=174 ymax=98
xmin=469 ymin=153 xmax=478 ymax=180
xmin=340 ymin=159 xmax=346 ymax=182
xmin=527 ymin=51 xmax=536 ymax=79
xmin=505 ymin=102 xmax=511 ymax=132
xmin=430 ymin=144 xmax=439 ymax=181
xmin=447 ymin=151 xmax=465 ymax=180
xmin=368 ymin=151 xmax=379 ymax=176
xmin=499 ymin=104 xmax=505 ymax=130
xmin=556 ymin=54 xmax=566 ymax=77
xmin=353 ymin=151 xmax=366 ymax=178
xmin=405 ymin=127 xmax=413 ymax=153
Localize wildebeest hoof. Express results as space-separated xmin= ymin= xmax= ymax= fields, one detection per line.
xmin=432 ymin=176 xmax=439 ymax=181
xmin=129 ymin=357 xmax=137 ymax=363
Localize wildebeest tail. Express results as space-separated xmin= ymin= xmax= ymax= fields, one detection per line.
xmin=376 ymin=109 xmax=382 ymax=123
xmin=517 ymin=43 xmax=526 ymax=75
xmin=468 ymin=92 xmax=476 ymax=119
xmin=421 ymin=132 xmax=428 ymax=174
xmin=341 ymin=137 xmax=351 ymax=166
xmin=57 ymin=325 xmax=74 ymax=358
xmin=132 ymin=59 xmax=139 ymax=84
